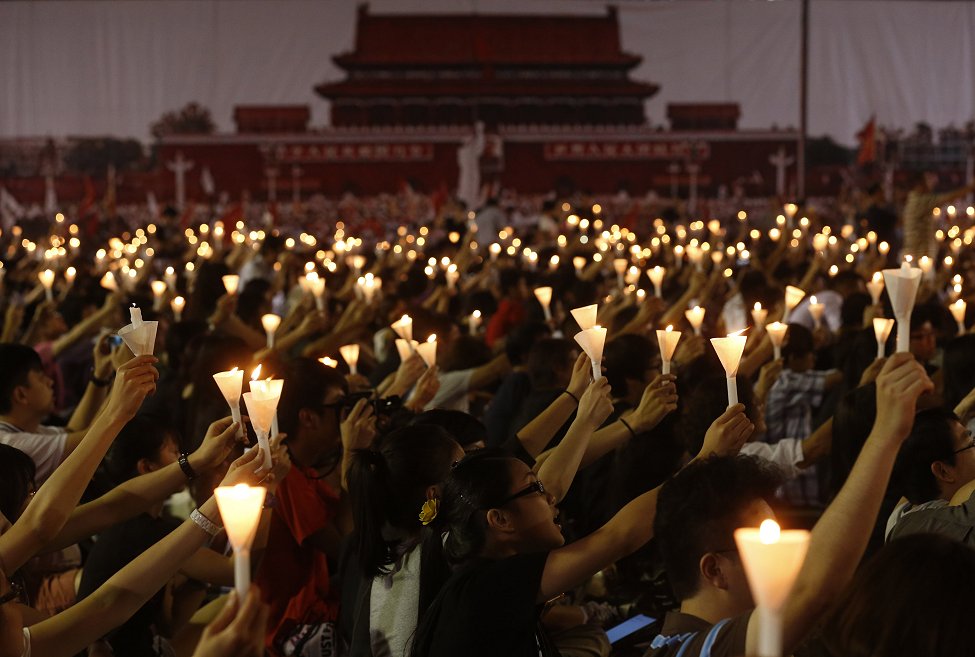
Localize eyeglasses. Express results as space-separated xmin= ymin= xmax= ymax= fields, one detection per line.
xmin=494 ymin=480 xmax=547 ymax=508
xmin=954 ymin=435 xmax=975 ymax=455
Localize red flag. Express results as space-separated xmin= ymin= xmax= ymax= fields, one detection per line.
xmin=856 ymin=116 xmax=876 ymax=166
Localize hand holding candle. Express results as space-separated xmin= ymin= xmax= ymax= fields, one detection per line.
xmin=734 ymin=519 xmax=810 ymax=657
xmin=655 ymin=326 xmax=681 ymax=375
xmin=214 ymin=484 xmax=267 ymax=599
xmin=574 ymin=325 xmax=607 ymax=380
xmin=710 ymin=330 xmax=748 ymax=408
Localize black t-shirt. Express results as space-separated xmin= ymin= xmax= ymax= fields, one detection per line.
xmin=78 ymin=513 xmax=181 ymax=657
xmin=416 ymin=552 xmax=558 ymax=657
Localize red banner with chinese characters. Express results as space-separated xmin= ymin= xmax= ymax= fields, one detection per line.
xmin=543 ymin=141 xmax=710 ymax=161
xmin=272 ymin=143 xmax=434 ymax=163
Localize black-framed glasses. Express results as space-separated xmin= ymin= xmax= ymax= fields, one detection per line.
xmin=494 ymin=480 xmax=547 ymax=508
xmin=954 ymin=435 xmax=975 ymax=455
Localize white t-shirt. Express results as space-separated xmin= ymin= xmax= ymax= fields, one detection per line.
xmin=369 ymin=545 xmax=422 ymax=657
xmin=0 ymin=422 xmax=67 ymax=485
xmin=741 ymin=438 xmax=805 ymax=480
xmin=425 ymin=370 xmax=474 ymax=413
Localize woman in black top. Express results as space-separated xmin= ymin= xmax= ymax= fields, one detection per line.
xmin=411 ymin=402 xmax=753 ymax=657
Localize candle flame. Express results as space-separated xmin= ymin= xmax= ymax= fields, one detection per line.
xmin=427 ymin=334 xmax=436 ymax=343
xmin=473 ymin=310 xmax=481 ymax=319
xmin=251 ymin=364 xmax=262 ymax=381
xmin=759 ymin=519 xmax=780 ymax=544
xmin=229 ymin=367 xmax=238 ymax=375
xmin=754 ymin=302 xmax=762 ymax=311
xmin=665 ymin=324 xmax=673 ymax=332
xmin=810 ymin=295 xmax=819 ymax=305
xmin=729 ymin=328 xmax=748 ymax=337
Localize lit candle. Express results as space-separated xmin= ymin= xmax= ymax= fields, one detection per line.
xmin=118 ymin=305 xmax=158 ymax=356
xmin=391 ymin=314 xmax=413 ymax=345
xmin=171 ymin=295 xmax=185 ymax=322
xmin=808 ymin=295 xmax=825 ymax=330
xmin=873 ymin=317 xmax=894 ymax=359
xmin=711 ymin=330 xmax=748 ymax=408
xmin=574 ymin=325 xmax=607 ymax=381
xmin=766 ymin=322 xmax=788 ymax=361
xmin=918 ymin=256 xmax=934 ymax=279
xmin=613 ymin=259 xmax=628 ymax=289
xmin=416 ymin=334 xmax=437 ymax=368
xmin=319 ymin=356 xmax=338 ymax=368
xmin=883 ymin=261 xmax=922 ymax=353
xmin=100 ymin=271 xmax=118 ymax=292
xmin=549 ymin=255 xmax=560 ymax=272
xmin=489 ymin=243 xmax=501 ymax=261
xmin=244 ymin=369 xmax=281 ymax=470
xmin=164 ymin=266 xmax=177 ymax=291
xmin=222 ymin=274 xmax=240 ymax=295
xmin=573 ymin=256 xmax=587 ymax=276
xmin=878 ymin=241 xmax=890 ymax=256
xmin=866 ymin=272 xmax=884 ymax=306
xmin=534 ymin=286 xmax=553 ymax=322
xmin=685 ymin=305 xmax=706 ymax=337
xmin=734 ymin=519 xmax=810 ymax=657
xmin=261 ymin=313 xmax=282 ymax=349
xmin=570 ymin=304 xmax=598 ymax=331
xmin=213 ymin=367 xmax=245 ymax=437
xmin=214 ymin=484 xmax=267 ymax=599
xmin=306 ymin=272 xmax=326 ymax=311
xmin=783 ymin=286 xmax=805 ymax=324
xmin=751 ymin=302 xmax=768 ymax=331
xmin=64 ymin=266 xmax=76 ymax=286
xmin=469 ymin=309 xmax=482 ymax=336
xmin=648 ymin=266 xmax=666 ymax=298
xmin=38 ymin=269 xmax=55 ymax=301
xmin=340 ymin=343 xmax=360 ymax=376
xmin=656 ymin=325 xmax=682 ymax=375
xmin=446 ymin=265 xmax=460 ymax=291
xmin=150 ymin=280 xmax=168 ymax=311
xmin=393 ymin=339 xmax=417 ymax=362
xmin=951 ymin=299 xmax=967 ymax=335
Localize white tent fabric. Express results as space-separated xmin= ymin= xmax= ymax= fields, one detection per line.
xmin=1 ymin=0 xmax=974 ymax=144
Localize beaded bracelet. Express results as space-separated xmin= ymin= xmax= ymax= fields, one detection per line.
xmin=190 ymin=508 xmax=222 ymax=537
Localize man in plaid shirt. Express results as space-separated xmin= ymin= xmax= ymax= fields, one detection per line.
xmin=765 ymin=324 xmax=842 ymax=506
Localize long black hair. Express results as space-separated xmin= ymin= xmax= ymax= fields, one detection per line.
xmin=347 ymin=424 xmax=459 ymax=579
xmin=0 ymin=444 xmax=36 ymax=522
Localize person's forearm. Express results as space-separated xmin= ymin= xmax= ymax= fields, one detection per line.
xmin=603 ymin=485 xmax=661 ymax=556
xmin=739 ymin=336 xmax=772 ymax=380
xmin=66 ymin=382 xmax=108 ymax=432
xmin=799 ymin=417 xmax=832 ymax=466
xmin=302 ymin=330 xmax=355 ymax=359
xmin=29 ymin=506 xmax=214 ymax=657
xmin=7 ymin=411 xmax=126 ymax=571
xmin=536 ymin=416 xmax=599 ymax=503
xmin=216 ymin=315 xmax=265 ymax=351
xmin=660 ymin=285 xmax=700 ymax=328
xmin=576 ymin=418 xmax=634 ymax=469
xmin=516 ymin=393 xmax=577 ymax=458
xmin=47 ymin=460 xmax=192 ymax=551
xmin=781 ymin=433 xmax=897 ymax=651
xmin=52 ymin=307 xmax=110 ymax=357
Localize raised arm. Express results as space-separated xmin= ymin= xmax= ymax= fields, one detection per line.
xmin=45 ymin=416 xmax=242 ymax=552
xmin=0 ymin=356 xmax=157 ymax=573
xmin=27 ymin=450 xmax=266 ymax=657
xmin=517 ymin=353 xmax=589 ymax=458
xmin=535 ymin=378 xmax=613 ymax=503
xmin=752 ymin=353 xmax=932 ymax=656
xmin=537 ymin=405 xmax=753 ymax=602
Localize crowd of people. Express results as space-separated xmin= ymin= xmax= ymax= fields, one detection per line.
xmin=0 ymin=174 xmax=974 ymax=657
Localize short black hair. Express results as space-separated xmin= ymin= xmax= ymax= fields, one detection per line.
xmin=105 ymin=416 xmax=179 ymax=484
xmin=276 ymin=358 xmax=349 ymax=439
xmin=655 ymin=455 xmax=782 ymax=600
xmin=604 ymin=334 xmax=657 ymax=398
xmin=893 ymin=407 xmax=959 ymax=504
xmin=0 ymin=344 xmax=43 ymax=414
xmin=504 ymin=321 xmax=550 ymax=366
xmin=411 ymin=410 xmax=486 ymax=449
xmin=781 ymin=323 xmax=814 ymax=361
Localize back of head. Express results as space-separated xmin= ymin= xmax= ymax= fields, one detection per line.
xmin=603 ymin=334 xmax=657 ymax=399
xmin=829 ymin=383 xmax=878 ymax=497
xmin=411 ymin=409 xmax=486 ymax=450
xmin=654 ymin=455 xmax=782 ymax=601
xmin=347 ymin=424 xmax=460 ymax=578
xmin=442 ymin=335 xmax=491 ymax=373
xmin=504 ymin=321 xmax=550 ymax=367
xmin=526 ymin=338 xmax=575 ymax=389
xmin=781 ymin=322 xmax=814 ymax=362
xmin=821 ymin=533 xmax=975 ymax=657
xmin=892 ymin=407 xmax=957 ymax=505
xmin=0 ymin=444 xmax=37 ymax=522
xmin=276 ymin=358 xmax=349 ymax=439
xmin=839 ymin=291 xmax=871 ymax=329
xmin=0 ymin=344 xmax=42 ymax=414
xmin=942 ymin=335 xmax=975 ymax=410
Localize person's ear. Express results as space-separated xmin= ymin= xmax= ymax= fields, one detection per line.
xmin=425 ymin=485 xmax=440 ymax=502
xmin=932 ymin=460 xmax=956 ymax=485
xmin=485 ymin=508 xmax=513 ymax=533
xmin=11 ymin=385 xmax=29 ymax=407
xmin=700 ymin=553 xmax=730 ymax=591
xmin=298 ymin=408 xmax=319 ymax=431
xmin=136 ymin=458 xmax=155 ymax=476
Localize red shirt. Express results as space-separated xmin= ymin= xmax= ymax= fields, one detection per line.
xmin=485 ymin=298 xmax=526 ymax=347
xmin=256 ymin=465 xmax=341 ymax=653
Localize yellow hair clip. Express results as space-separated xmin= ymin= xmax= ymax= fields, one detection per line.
xmin=419 ymin=498 xmax=439 ymax=526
